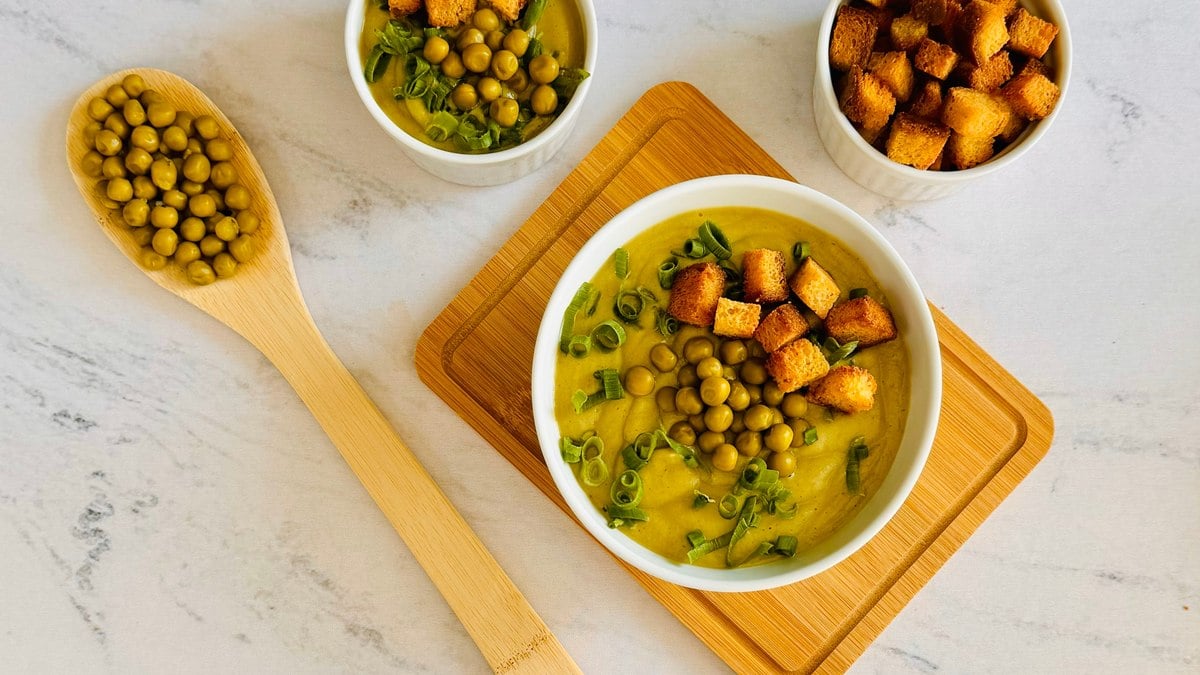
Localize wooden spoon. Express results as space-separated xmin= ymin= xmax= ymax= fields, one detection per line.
xmin=66 ymin=68 xmax=579 ymax=674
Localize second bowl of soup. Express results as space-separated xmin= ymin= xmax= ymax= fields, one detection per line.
xmin=531 ymin=175 xmax=941 ymax=591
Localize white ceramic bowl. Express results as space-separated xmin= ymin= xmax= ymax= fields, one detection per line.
xmin=531 ymin=175 xmax=942 ymax=592
xmin=343 ymin=0 xmax=598 ymax=186
xmin=813 ymin=0 xmax=1072 ymax=201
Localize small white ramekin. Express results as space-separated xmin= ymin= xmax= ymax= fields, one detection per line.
xmin=813 ymin=0 xmax=1072 ymax=201
xmin=531 ymin=175 xmax=942 ymax=592
xmin=343 ymin=0 xmax=597 ymax=186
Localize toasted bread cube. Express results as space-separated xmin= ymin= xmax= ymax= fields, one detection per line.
xmin=807 ymin=366 xmax=878 ymax=413
xmin=912 ymin=0 xmax=951 ymax=25
xmin=960 ymin=1 xmax=1009 ymax=64
xmin=907 ymin=79 xmax=944 ymax=119
xmin=488 ymin=0 xmax=528 ymax=23
xmin=946 ymin=132 xmax=995 ymax=168
xmin=886 ymin=112 xmax=950 ymax=169
xmin=840 ymin=66 xmax=897 ymax=133
xmin=867 ymin=51 xmax=915 ymax=102
xmin=825 ymin=296 xmax=898 ymax=347
xmin=989 ymin=0 xmax=1019 ymax=15
xmin=958 ymin=50 xmax=1012 ymax=91
xmin=425 ymin=0 xmax=476 ymax=26
xmin=754 ymin=303 xmax=809 ymax=352
xmin=388 ymin=0 xmax=421 ymax=18
xmin=1001 ymin=70 xmax=1060 ymax=120
xmin=890 ymin=13 xmax=929 ymax=51
xmin=994 ymin=96 xmax=1025 ymax=142
xmin=859 ymin=0 xmax=890 ymax=7
xmin=741 ymin=249 xmax=790 ymax=303
xmin=858 ymin=121 xmax=891 ymax=147
xmin=1017 ymin=56 xmax=1051 ymax=79
xmin=713 ymin=298 xmax=761 ymax=339
xmin=1007 ymin=7 xmax=1059 ymax=58
xmin=830 ymin=5 xmax=879 ymax=71
xmin=789 ymin=258 xmax=841 ymax=319
xmin=934 ymin=0 xmax=964 ymax=39
xmin=766 ymin=339 xmax=830 ymax=393
xmin=929 ymin=148 xmax=946 ymax=170
xmin=667 ymin=262 xmax=725 ymax=327
xmin=913 ymin=38 xmax=959 ymax=80
xmin=942 ymin=86 xmax=1006 ymax=136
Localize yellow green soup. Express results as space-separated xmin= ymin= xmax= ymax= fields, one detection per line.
xmin=554 ymin=207 xmax=910 ymax=568
xmin=358 ymin=1 xmax=586 ymax=153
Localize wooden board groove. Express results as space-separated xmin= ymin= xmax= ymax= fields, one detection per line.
xmin=415 ymin=81 xmax=1054 ymax=673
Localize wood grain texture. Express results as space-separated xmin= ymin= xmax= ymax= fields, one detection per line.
xmin=66 ymin=68 xmax=580 ymax=675
xmin=415 ymin=81 xmax=1055 ymax=673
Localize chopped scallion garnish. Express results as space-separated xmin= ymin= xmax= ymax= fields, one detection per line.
xmin=697 ymin=221 xmax=732 ymax=260
xmin=590 ymin=320 xmax=626 ymax=351
xmin=792 ymin=241 xmax=811 ymax=263
xmin=559 ymin=281 xmax=594 ymax=353
xmin=849 ymin=287 xmax=869 ymax=299
xmin=682 ymin=238 xmax=707 ymax=258
xmin=658 ymin=258 xmax=678 ymax=289
xmin=803 ymin=427 xmax=819 ymax=445
xmin=614 ymin=247 xmax=630 ymax=280
xmin=774 ymin=535 xmax=798 ymax=558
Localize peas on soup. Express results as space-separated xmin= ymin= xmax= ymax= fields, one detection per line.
xmin=554 ymin=207 xmax=909 ymax=568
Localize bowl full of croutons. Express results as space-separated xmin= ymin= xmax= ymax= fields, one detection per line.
xmin=815 ymin=0 xmax=1071 ymax=200
xmin=531 ymin=175 xmax=942 ymax=590
xmin=345 ymin=0 xmax=597 ymax=185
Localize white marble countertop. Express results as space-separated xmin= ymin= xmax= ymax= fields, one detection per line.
xmin=2 ymin=0 xmax=1197 ymax=672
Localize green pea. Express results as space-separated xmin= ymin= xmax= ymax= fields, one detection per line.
xmin=182 ymin=153 xmax=211 ymax=183
xmin=151 ymin=228 xmax=179 ymax=256
xmin=228 ymin=234 xmax=255 ymax=263
xmin=186 ymin=260 xmax=216 ymax=285
xmin=123 ymin=99 xmax=146 ymax=126
xmin=150 ymin=158 xmax=177 ymax=190
xmin=81 ymin=151 xmax=104 ymax=177
xmin=146 ymin=101 xmax=176 ymax=128
xmin=106 ymin=178 xmax=133 ymax=202
xmin=94 ymin=130 xmax=123 ymax=156
xmin=224 ymin=184 xmax=251 ymax=211
xmin=213 ymin=216 xmax=239 ymax=242
xmin=124 ymin=148 xmax=153 ymax=176
xmin=161 ymin=189 xmax=187 ymax=210
xmin=212 ymin=252 xmax=238 ymax=278
xmin=199 ymin=235 xmax=225 ymax=257
xmin=105 ymin=84 xmax=130 ymax=107
xmin=206 ymin=138 xmax=233 ymax=162
xmin=236 ymin=210 xmax=259 ymax=234
xmin=162 ymin=125 xmax=188 ymax=152
xmin=149 ymin=205 xmax=178 ymax=229
xmin=194 ymin=115 xmax=219 ymax=140
xmin=100 ymin=155 xmax=125 ymax=178
xmin=188 ymin=193 xmax=217 ymax=218
xmin=121 ymin=74 xmax=146 ymax=97
xmin=87 ymin=97 xmax=114 ymax=121
xmin=140 ymin=249 xmax=167 ymax=270
xmin=122 ymin=199 xmax=149 ymax=227
xmin=130 ymin=125 xmax=159 ymax=152
xmin=131 ymin=176 xmax=156 ymax=200
xmin=174 ymin=241 xmax=201 ymax=266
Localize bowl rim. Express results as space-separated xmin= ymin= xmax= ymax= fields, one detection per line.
xmin=814 ymin=0 xmax=1073 ymax=183
xmin=342 ymin=0 xmax=598 ymax=167
xmin=530 ymin=175 xmax=943 ymax=592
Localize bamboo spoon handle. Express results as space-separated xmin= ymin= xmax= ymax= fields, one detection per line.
xmin=234 ymin=287 xmax=579 ymax=674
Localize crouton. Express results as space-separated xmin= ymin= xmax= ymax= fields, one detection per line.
xmin=890 ymin=14 xmax=929 ymax=51
xmin=789 ymin=258 xmax=841 ymax=319
xmin=933 ymin=0 xmax=964 ymax=40
xmin=713 ymin=298 xmax=762 ymax=339
xmin=766 ymin=339 xmax=830 ymax=393
xmin=867 ymin=51 xmax=915 ymax=102
xmin=840 ymin=66 xmax=897 ymax=133
xmin=388 ymin=0 xmax=421 ymax=18
xmin=858 ymin=0 xmax=890 ymax=7
xmin=907 ymin=79 xmax=944 ymax=119
xmin=941 ymin=86 xmax=1006 ymax=136
xmin=885 ymin=112 xmax=951 ymax=169
xmin=1000 ymin=70 xmax=1060 ymax=120
xmin=957 ymin=50 xmax=1012 ymax=91
xmin=486 ymin=0 xmax=527 ymax=23
xmin=912 ymin=0 xmax=951 ymax=25
xmin=1016 ymin=55 xmax=1051 ymax=79
xmin=946 ymin=132 xmax=995 ymax=169
xmin=929 ymin=148 xmax=946 ymax=170
xmin=741 ymin=249 xmax=790 ymax=303
xmin=1006 ymin=7 xmax=1059 ymax=58
xmin=754 ymin=303 xmax=809 ymax=352
xmin=959 ymin=1 xmax=1009 ymax=64
xmin=806 ymin=366 xmax=878 ymax=413
xmin=913 ymin=38 xmax=959 ymax=80
xmin=425 ymin=0 xmax=476 ymax=26
xmin=830 ymin=5 xmax=879 ymax=71
xmin=994 ymin=96 xmax=1025 ymax=142
xmin=857 ymin=121 xmax=891 ymax=148
xmin=988 ymin=0 xmax=1019 ymax=15
xmin=667 ymin=262 xmax=725 ymax=327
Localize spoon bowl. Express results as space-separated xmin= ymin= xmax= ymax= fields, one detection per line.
xmin=66 ymin=68 xmax=579 ymax=674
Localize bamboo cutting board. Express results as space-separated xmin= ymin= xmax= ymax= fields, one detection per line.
xmin=415 ymin=82 xmax=1054 ymax=673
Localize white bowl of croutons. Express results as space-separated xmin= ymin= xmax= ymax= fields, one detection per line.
xmin=815 ymin=0 xmax=1071 ymax=200
xmin=344 ymin=0 xmax=598 ymax=186
xmin=531 ymin=175 xmax=942 ymax=591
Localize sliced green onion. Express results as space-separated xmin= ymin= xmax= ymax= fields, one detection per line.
xmin=606 ymin=503 xmax=647 ymax=528
xmin=599 ymin=368 xmax=623 ymax=400
xmin=692 ymin=492 xmax=713 ymax=508
xmin=424 ymin=111 xmax=460 ymax=142
xmin=774 ymin=535 xmax=798 ymax=557
xmin=567 ymin=334 xmax=591 ymax=358
xmin=655 ymin=307 xmax=679 ymax=337
xmin=682 ymin=238 xmax=707 ymax=259
xmin=613 ymin=290 xmax=645 ymax=324
xmin=636 ymin=286 xmax=658 ymax=303
xmin=718 ymin=493 xmax=740 ymax=519
xmin=827 ymin=340 xmax=859 ymax=364
xmin=849 ymin=287 xmax=869 ymax=299
xmin=614 ymin=247 xmax=630 ymax=280
xmin=851 ymin=436 xmax=870 ymax=461
xmin=803 ymin=427 xmax=819 ymax=445
xmin=590 ymin=320 xmax=626 ymax=351
xmin=792 ymin=241 xmax=811 ymax=263
xmin=559 ymin=282 xmax=594 ymax=353
xmin=522 ymin=0 xmax=547 ymax=29
xmin=846 ymin=456 xmax=862 ymax=495
xmin=621 ymin=431 xmax=657 ymax=470
xmin=610 ymin=469 xmax=644 ymax=507
xmin=585 ymin=285 xmax=601 ymax=316
xmin=658 ymin=258 xmax=678 ymax=289
xmin=582 ymin=456 xmax=608 ymax=487
xmin=657 ymin=428 xmax=699 ymax=467
xmin=738 ymin=457 xmax=780 ymax=491
xmin=698 ymin=221 xmax=732 ymax=260
xmin=560 ymin=436 xmax=583 ymax=463
xmin=686 ymin=529 xmax=732 ymax=564
xmin=686 ymin=530 xmax=707 ymax=549
xmin=729 ymin=541 xmax=776 ymax=568
xmin=363 ymin=45 xmax=392 ymax=83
